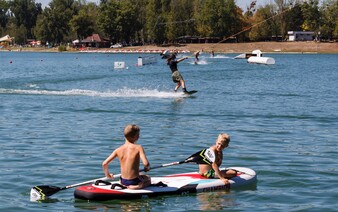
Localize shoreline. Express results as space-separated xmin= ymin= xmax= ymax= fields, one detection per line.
xmin=2 ymin=41 xmax=338 ymax=54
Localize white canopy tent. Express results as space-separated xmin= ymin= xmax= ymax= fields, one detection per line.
xmin=0 ymin=35 xmax=13 ymax=42
xmin=72 ymin=39 xmax=79 ymax=44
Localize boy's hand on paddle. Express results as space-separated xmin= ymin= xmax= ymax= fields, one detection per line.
xmin=105 ymin=173 xmax=114 ymax=179
xmin=144 ymin=165 xmax=150 ymax=172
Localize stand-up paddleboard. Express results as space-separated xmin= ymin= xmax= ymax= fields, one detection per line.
xmin=74 ymin=167 xmax=256 ymax=201
xmin=30 ymin=149 xmax=215 ymax=201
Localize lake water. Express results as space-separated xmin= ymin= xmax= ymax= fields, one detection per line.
xmin=1 ymin=51 xmax=337 ymax=211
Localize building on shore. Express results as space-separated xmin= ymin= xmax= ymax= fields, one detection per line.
xmin=288 ymin=31 xmax=315 ymax=41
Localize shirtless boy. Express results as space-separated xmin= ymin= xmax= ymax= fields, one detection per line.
xmin=199 ymin=133 xmax=237 ymax=185
xmin=102 ymin=124 xmax=151 ymax=189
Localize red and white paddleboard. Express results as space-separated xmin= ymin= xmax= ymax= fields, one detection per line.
xmin=74 ymin=167 xmax=257 ymax=201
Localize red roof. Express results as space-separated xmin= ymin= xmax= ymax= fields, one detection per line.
xmin=82 ymin=34 xmax=108 ymax=43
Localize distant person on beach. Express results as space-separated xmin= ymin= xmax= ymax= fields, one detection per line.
xmin=211 ymin=50 xmax=214 ymax=57
xmin=199 ymin=133 xmax=238 ymax=185
xmin=102 ymin=124 xmax=151 ymax=189
xmin=166 ymin=51 xmax=189 ymax=93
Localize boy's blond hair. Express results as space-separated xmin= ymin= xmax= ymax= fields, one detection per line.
xmin=124 ymin=124 xmax=140 ymax=141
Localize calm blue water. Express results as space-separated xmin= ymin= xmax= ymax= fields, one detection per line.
xmin=1 ymin=51 xmax=337 ymax=211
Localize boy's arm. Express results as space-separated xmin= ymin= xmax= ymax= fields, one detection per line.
xmin=139 ymin=146 xmax=150 ymax=172
xmin=212 ymin=162 xmax=229 ymax=185
xmin=102 ymin=150 xmax=118 ymax=178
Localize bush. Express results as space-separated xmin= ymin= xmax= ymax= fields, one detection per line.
xmin=58 ymin=45 xmax=67 ymax=52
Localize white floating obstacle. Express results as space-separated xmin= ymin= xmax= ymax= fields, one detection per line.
xmin=247 ymin=50 xmax=275 ymax=65
xmin=247 ymin=56 xmax=276 ymax=64
xmin=114 ymin=61 xmax=126 ymax=69
xmin=137 ymin=56 xmax=157 ymax=66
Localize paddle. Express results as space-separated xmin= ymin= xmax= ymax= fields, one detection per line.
xmin=30 ymin=148 xmax=215 ymax=201
xmin=30 ymin=176 xmax=114 ymax=201
xmin=149 ymin=148 xmax=215 ymax=170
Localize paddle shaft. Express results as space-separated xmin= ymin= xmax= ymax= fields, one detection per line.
xmin=63 ymin=176 xmax=109 ymax=190
xmin=149 ymin=159 xmax=193 ymax=170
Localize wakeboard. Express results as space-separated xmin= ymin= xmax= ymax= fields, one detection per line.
xmin=185 ymin=90 xmax=198 ymax=95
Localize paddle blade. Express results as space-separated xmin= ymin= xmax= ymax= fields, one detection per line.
xmin=185 ymin=148 xmax=215 ymax=165
xmin=203 ymin=148 xmax=216 ymax=163
xmin=30 ymin=185 xmax=61 ymax=201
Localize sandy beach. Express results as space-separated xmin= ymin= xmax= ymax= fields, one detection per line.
xmin=173 ymin=42 xmax=338 ymax=54
xmin=4 ymin=41 xmax=338 ymax=54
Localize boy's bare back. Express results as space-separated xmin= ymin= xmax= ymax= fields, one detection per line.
xmin=116 ymin=142 xmax=143 ymax=180
xmin=102 ymin=124 xmax=150 ymax=185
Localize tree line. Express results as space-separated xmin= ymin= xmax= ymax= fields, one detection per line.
xmin=0 ymin=0 xmax=337 ymax=46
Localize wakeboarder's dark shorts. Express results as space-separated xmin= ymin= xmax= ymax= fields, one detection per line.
xmin=120 ymin=176 xmax=142 ymax=186
xmin=172 ymin=71 xmax=183 ymax=83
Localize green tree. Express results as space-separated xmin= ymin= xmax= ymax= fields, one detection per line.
xmin=195 ymin=0 xmax=242 ymax=40
xmin=145 ymin=0 xmax=168 ymax=44
xmin=98 ymin=0 xmax=118 ymax=43
xmin=300 ymin=0 xmax=320 ymax=31
xmin=0 ymin=0 xmax=9 ymax=30
xmin=34 ymin=8 xmax=52 ymax=44
xmin=70 ymin=3 xmax=98 ymax=40
xmin=273 ymin=0 xmax=290 ymax=39
xmin=319 ymin=0 xmax=338 ymax=40
xmin=46 ymin=0 xmax=80 ymax=44
xmin=222 ymin=0 xmax=243 ymax=39
xmin=130 ymin=0 xmax=148 ymax=44
xmin=8 ymin=0 xmax=42 ymax=39
xmin=285 ymin=2 xmax=303 ymax=32
xmin=249 ymin=5 xmax=275 ymax=41
xmin=165 ymin=0 xmax=195 ymax=42
xmin=5 ymin=21 xmax=26 ymax=44
xmin=195 ymin=0 xmax=216 ymax=37
xmin=116 ymin=0 xmax=139 ymax=44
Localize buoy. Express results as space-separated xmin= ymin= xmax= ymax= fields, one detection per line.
xmin=114 ymin=61 xmax=126 ymax=69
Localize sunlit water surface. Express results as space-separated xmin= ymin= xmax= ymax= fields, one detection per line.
xmin=1 ymin=51 xmax=337 ymax=211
